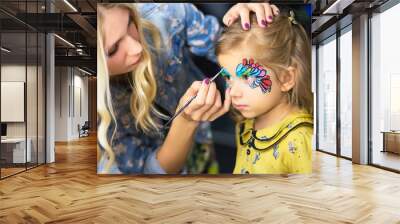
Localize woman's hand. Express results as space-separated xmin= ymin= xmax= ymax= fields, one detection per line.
xmin=157 ymin=79 xmax=231 ymax=173
xmin=223 ymin=3 xmax=280 ymax=30
xmin=177 ymin=79 xmax=231 ymax=124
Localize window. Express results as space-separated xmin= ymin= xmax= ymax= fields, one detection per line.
xmin=339 ymin=27 xmax=352 ymax=158
xmin=317 ymin=35 xmax=337 ymax=154
xmin=370 ymin=2 xmax=400 ymax=171
xmin=0 ymin=0 xmax=47 ymax=179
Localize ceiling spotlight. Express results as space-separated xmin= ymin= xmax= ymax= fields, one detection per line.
xmin=54 ymin=34 xmax=75 ymax=48
xmin=63 ymin=0 xmax=78 ymax=12
xmin=322 ymin=0 xmax=354 ymax=15
xmin=1 ymin=47 xmax=11 ymax=53
xmin=78 ymin=67 xmax=92 ymax=76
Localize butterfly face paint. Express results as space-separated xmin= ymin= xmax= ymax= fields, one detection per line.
xmin=221 ymin=66 xmax=258 ymax=89
xmin=236 ymin=58 xmax=272 ymax=94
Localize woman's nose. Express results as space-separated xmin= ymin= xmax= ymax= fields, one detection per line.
xmin=125 ymin=36 xmax=143 ymax=56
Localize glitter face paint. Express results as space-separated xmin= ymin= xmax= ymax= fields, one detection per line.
xmin=221 ymin=58 xmax=272 ymax=94
xmin=237 ymin=58 xmax=272 ymax=94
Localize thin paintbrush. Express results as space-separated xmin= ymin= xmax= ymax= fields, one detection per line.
xmin=163 ymin=68 xmax=226 ymax=128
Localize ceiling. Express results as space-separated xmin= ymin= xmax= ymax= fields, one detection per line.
xmin=310 ymin=0 xmax=391 ymax=44
xmin=1 ymin=0 xmax=395 ymax=76
xmin=0 ymin=0 xmax=96 ymax=75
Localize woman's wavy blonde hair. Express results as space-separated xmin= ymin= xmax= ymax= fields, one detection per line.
xmin=97 ymin=3 xmax=164 ymax=171
xmin=216 ymin=12 xmax=313 ymax=122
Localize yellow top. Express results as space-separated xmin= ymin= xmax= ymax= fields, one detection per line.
xmin=233 ymin=112 xmax=313 ymax=174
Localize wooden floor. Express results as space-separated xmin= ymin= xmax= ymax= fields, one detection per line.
xmin=1 ymin=167 xmax=26 ymax=178
xmin=1 ymin=135 xmax=400 ymax=223
xmin=372 ymin=150 xmax=400 ymax=171
xmin=1 ymin=163 xmax=45 ymax=178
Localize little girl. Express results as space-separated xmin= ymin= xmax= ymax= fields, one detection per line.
xmin=216 ymin=11 xmax=313 ymax=174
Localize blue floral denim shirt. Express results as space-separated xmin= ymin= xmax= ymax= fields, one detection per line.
xmin=98 ymin=3 xmax=221 ymax=174
xmin=139 ymin=3 xmax=221 ymax=115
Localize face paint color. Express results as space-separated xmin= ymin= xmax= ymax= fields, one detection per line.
xmin=221 ymin=68 xmax=231 ymax=78
xmin=221 ymin=68 xmax=233 ymax=89
xmin=235 ymin=58 xmax=272 ymax=94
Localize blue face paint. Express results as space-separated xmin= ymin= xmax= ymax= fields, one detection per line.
xmin=221 ymin=68 xmax=233 ymax=89
xmin=236 ymin=58 xmax=272 ymax=94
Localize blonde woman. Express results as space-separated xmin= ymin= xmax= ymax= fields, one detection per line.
xmin=97 ymin=3 xmax=280 ymax=174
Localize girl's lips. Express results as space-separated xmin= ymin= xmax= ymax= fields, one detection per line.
xmin=233 ymin=104 xmax=248 ymax=110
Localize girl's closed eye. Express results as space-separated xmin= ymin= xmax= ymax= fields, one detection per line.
xmin=221 ymin=68 xmax=233 ymax=88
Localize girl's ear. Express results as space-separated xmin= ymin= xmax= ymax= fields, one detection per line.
xmin=279 ymin=66 xmax=297 ymax=92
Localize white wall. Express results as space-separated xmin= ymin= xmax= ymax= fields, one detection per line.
xmin=55 ymin=67 xmax=69 ymax=141
xmin=72 ymin=72 xmax=89 ymax=138
xmin=1 ymin=64 xmax=45 ymax=164
xmin=1 ymin=65 xmax=26 ymax=139
xmin=54 ymin=67 xmax=89 ymax=141
xmin=1 ymin=65 xmax=41 ymax=138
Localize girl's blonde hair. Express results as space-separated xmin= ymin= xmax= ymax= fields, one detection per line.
xmin=97 ymin=3 xmax=163 ymax=171
xmin=216 ymin=12 xmax=313 ymax=121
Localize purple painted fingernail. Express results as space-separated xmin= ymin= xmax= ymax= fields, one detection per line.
xmin=261 ymin=20 xmax=267 ymax=26
xmin=244 ymin=23 xmax=250 ymax=30
xmin=268 ymin=16 xmax=273 ymax=21
xmin=204 ymin=78 xmax=210 ymax=85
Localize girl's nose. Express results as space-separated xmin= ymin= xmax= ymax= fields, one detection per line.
xmin=229 ymin=81 xmax=243 ymax=98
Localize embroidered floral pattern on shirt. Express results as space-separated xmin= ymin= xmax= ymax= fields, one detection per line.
xmin=288 ymin=141 xmax=296 ymax=154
